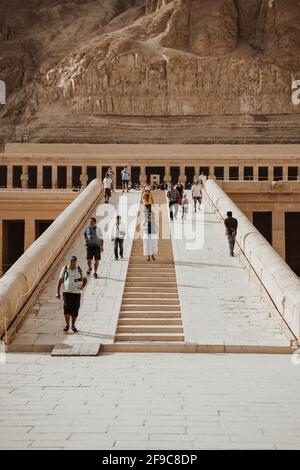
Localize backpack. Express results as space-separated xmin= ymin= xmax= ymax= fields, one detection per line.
xmin=85 ymin=226 xmax=99 ymax=246
xmin=63 ymin=265 xmax=83 ymax=282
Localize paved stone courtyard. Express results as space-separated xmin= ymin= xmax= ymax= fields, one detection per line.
xmin=1 ymin=352 xmax=300 ymax=450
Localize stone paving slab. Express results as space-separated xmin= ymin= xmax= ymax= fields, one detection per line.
xmin=1 ymin=353 xmax=300 ymax=449
xmin=171 ymin=191 xmax=292 ymax=349
xmin=51 ymin=342 xmax=101 ymax=356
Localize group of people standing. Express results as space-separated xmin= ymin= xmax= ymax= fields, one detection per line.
xmin=166 ymin=179 xmax=203 ymax=221
xmin=103 ymin=166 xmax=131 ymax=203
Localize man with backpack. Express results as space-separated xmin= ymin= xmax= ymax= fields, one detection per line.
xmin=224 ymin=211 xmax=238 ymax=257
xmin=56 ymin=255 xmax=87 ymax=333
xmin=84 ymin=217 xmax=104 ymax=278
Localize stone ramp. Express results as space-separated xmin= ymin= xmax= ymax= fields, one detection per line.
xmin=169 ymin=190 xmax=294 ymax=353
xmin=8 ymin=191 xmax=141 ymax=354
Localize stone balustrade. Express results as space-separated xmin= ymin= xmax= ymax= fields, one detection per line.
xmin=205 ymin=179 xmax=300 ymax=343
xmin=0 ymin=179 xmax=102 ymax=338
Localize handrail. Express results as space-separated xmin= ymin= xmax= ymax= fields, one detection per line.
xmin=0 ymin=178 xmax=102 ymax=339
xmin=204 ymin=178 xmax=300 ymax=343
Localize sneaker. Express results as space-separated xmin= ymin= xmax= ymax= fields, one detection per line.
xmin=63 ymin=325 xmax=69 ymax=332
xmin=115 ymin=257 xmax=118 ymax=261
xmin=71 ymin=326 xmax=78 ymax=333
xmin=87 ymin=269 xmax=92 ymax=276
xmin=93 ymin=273 xmax=98 ymax=279
xmin=120 ymin=256 xmax=124 ymax=259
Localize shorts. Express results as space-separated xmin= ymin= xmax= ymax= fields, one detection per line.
xmin=86 ymin=245 xmax=101 ymax=261
xmin=105 ymin=188 xmax=111 ymax=197
xmin=193 ymin=196 xmax=202 ymax=203
xmin=63 ymin=292 xmax=81 ymax=317
xmin=122 ymin=179 xmax=128 ymax=185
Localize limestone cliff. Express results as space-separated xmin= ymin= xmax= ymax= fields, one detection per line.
xmin=0 ymin=0 xmax=300 ymax=146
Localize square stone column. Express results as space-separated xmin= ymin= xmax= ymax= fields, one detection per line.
xmin=224 ymin=166 xmax=229 ymax=181
xmin=253 ymin=165 xmax=259 ymax=181
xmin=37 ymin=165 xmax=43 ymax=189
xmin=111 ymin=166 xmax=117 ymax=188
xmin=272 ymin=209 xmax=285 ymax=260
xmin=282 ymin=166 xmax=288 ymax=182
xmin=139 ymin=165 xmax=147 ymax=185
xmin=21 ymin=165 xmax=28 ymax=189
xmin=52 ymin=165 xmax=58 ymax=189
xmin=7 ymin=164 xmax=12 ymax=188
xmin=24 ymin=217 xmax=36 ymax=250
xmin=97 ymin=166 xmax=102 ymax=181
xmin=66 ymin=166 xmax=72 ymax=188
xmin=80 ymin=166 xmax=88 ymax=188
xmin=179 ymin=165 xmax=186 ymax=183
xmin=164 ymin=166 xmax=171 ymax=184
xmin=239 ymin=165 xmax=244 ymax=181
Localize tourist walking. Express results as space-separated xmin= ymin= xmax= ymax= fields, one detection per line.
xmin=167 ymin=184 xmax=179 ymax=221
xmin=107 ymin=167 xmax=114 ymax=191
xmin=56 ymin=255 xmax=87 ymax=333
xmin=111 ymin=215 xmax=126 ymax=260
xmin=121 ymin=166 xmax=130 ymax=192
xmin=143 ymin=212 xmax=158 ymax=261
xmin=142 ymin=186 xmax=154 ymax=214
xmin=103 ymin=172 xmax=113 ymax=203
xmin=224 ymin=211 xmax=238 ymax=257
xmin=176 ymin=181 xmax=184 ymax=199
xmin=181 ymin=194 xmax=189 ymax=221
xmin=200 ymin=172 xmax=207 ymax=185
xmin=192 ymin=180 xmax=202 ymax=212
xmin=84 ymin=217 xmax=104 ymax=278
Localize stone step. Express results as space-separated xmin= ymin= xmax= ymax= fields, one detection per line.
xmin=118 ymin=319 xmax=182 ymax=325
xmin=124 ymin=287 xmax=178 ymax=293
xmin=128 ymin=263 xmax=175 ymax=267
xmin=125 ymin=282 xmax=177 ymax=287
xmin=122 ymin=299 xmax=180 ymax=305
xmin=121 ymin=305 xmax=181 ymax=311
xmin=116 ymin=326 xmax=184 ymax=334
xmin=102 ymin=343 xmax=189 ymax=353
xmin=119 ymin=311 xmax=181 ymax=318
xmin=115 ymin=334 xmax=185 ymax=342
xmin=123 ymin=293 xmax=179 ymax=298
xmin=126 ymin=276 xmax=176 ymax=281
xmin=127 ymin=268 xmax=175 ymax=273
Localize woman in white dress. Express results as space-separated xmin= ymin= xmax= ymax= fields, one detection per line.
xmin=142 ymin=212 xmax=158 ymax=261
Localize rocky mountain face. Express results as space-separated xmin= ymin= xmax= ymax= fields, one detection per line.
xmin=0 ymin=0 xmax=300 ymax=146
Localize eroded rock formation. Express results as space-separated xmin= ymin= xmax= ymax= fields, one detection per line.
xmin=0 ymin=0 xmax=299 ymax=145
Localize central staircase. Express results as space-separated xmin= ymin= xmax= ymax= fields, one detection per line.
xmin=104 ymin=191 xmax=184 ymax=352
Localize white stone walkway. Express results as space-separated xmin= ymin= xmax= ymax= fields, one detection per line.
xmin=1 ymin=352 xmax=300 ymax=449
xmin=171 ymin=191 xmax=292 ymax=349
xmin=11 ymin=191 xmax=141 ymax=351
